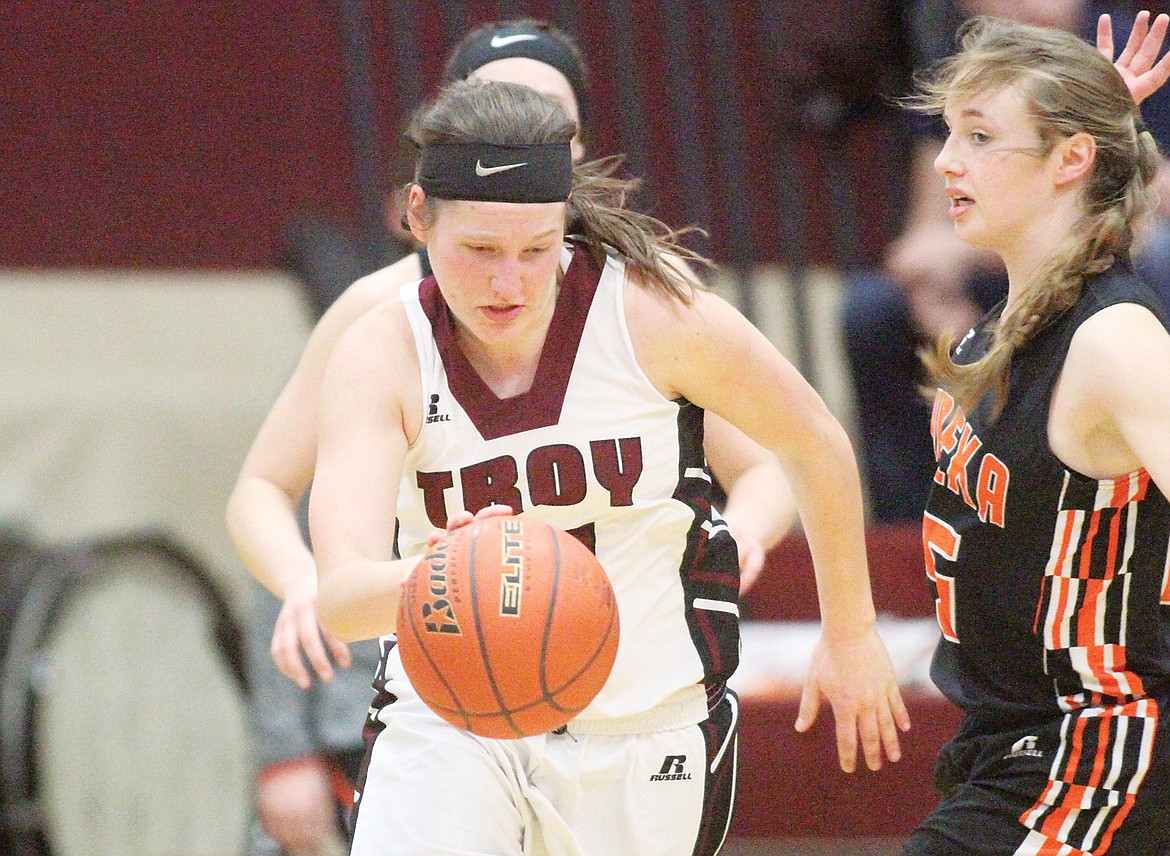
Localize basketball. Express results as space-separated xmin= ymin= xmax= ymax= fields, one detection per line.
xmin=396 ymin=514 xmax=620 ymax=739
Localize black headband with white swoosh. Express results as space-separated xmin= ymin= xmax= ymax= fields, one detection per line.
xmin=444 ymin=23 xmax=588 ymax=126
xmin=417 ymin=143 xmax=573 ymax=202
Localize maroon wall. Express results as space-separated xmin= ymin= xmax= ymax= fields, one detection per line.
xmin=1 ymin=1 xmax=912 ymax=270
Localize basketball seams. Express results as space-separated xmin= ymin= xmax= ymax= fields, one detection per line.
xmin=539 ymin=521 xmax=563 ymax=709
xmin=466 ymin=521 xmax=527 ymax=738
xmin=397 ymin=550 xmax=474 ymax=732
xmin=398 ymin=515 xmax=618 ymax=738
xmin=543 ymin=529 xmax=620 ymax=709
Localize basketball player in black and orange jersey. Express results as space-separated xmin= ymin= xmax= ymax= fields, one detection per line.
xmin=902 ymin=15 xmax=1170 ymax=855
xmin=308 ymin=80 xmax=909 ymax=855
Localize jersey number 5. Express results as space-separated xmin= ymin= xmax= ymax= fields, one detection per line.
xmin=923 ymin=513 xmax=960 ymax=643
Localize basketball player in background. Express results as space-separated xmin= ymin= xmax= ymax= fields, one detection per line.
xmin=309 ymin=78 xmax=908 ymax=856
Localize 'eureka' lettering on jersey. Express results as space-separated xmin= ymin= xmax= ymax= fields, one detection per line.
xmin=415 ymin=437 xmax=644 ymax=527
xmin=930 ymin=389 xmax=1010 ymax=528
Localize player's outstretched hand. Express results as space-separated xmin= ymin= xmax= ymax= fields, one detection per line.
xmin=1099 ymin=11 xmax=1170 ymax=106
xmin=795 ymin=626 xmax=911 ymax=773
xmin=270 ymin=579 xmax=353 ymax=689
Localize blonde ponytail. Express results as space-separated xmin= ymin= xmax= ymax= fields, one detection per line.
xmin=911 ymin=17 xmax=1161 ymax=415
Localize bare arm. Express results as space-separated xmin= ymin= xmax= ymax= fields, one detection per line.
xmin=627 ymin=282 xmax=910 ymax=772
xmin=1055 ymin=303 xmax=1170 ymax=498
xmin=309 ymin=300 xmax=423 ymax=643
xmin=225 ymin=253 xmax=422 ymax=686
xmin=671 ymin=252 xmax=801 ymax=589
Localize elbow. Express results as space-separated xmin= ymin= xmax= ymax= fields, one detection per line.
xmin=314 ymin=570 xmax=362 ymax=644
xmin=224 ymin=483 xmax=247 ymax=549
xmin=314 ymin=573 xmax=343 ymax=637
xmin=779 ymin=417 xmax=863 ymax=502
xmin=813 ymin=412 xmax=859 ymax=466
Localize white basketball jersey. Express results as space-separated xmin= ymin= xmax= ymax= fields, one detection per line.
xmin=396 ymin=241 xmax=741 ymax=723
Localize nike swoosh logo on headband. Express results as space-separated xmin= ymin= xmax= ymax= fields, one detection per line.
xmin=490 ymin=34 xmax=539 ymax=48
xmin=475 ymin=159 xmax=528 ymax=176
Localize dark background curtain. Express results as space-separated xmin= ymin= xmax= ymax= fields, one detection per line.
xmin=1 ymin=0 xmax=919 ymax=273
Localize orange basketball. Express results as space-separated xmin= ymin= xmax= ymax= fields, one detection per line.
xmin=396 ymin=514 xmax=620 ymax=739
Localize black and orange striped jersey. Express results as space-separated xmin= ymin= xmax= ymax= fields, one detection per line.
xmin=924 ymin=262 xmax=1170 ymax=725
xmin=918 ymin=262 xmax=1170 ymax=853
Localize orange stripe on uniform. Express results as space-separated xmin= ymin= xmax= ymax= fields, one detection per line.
xmin=1094 ymin=797 xmax=1138 ymax=854
xmin=1104 ymin=508 xmax=1123 ymax=582
xmin=1061 ymin=714 xmax=1089 ymax=788
xmin=1087 ymin=712 xmax=1113 ymax=792
xmin=1104 ymin=472 xmax=1138 ymax=509
xmin=1050 ymin=576 xmax=1076 ymax=651
xmin=1077 ymin=510 xmax=1101 ymax=580
xmin=1076 ymin=580 xmax=1104 ymax=649
xmin=1022 ymin=702 xmax=1158 ymax=854
xmin=1084 ymin=643 xmax=1128 ymax=697
xmin=1108 ymin=473 xmax=1130 ymax=509
xmin=1040 ymin=511 xmax=1077 ymax=644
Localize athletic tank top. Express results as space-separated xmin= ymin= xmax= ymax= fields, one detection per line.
xmin=395 ymin=240 xmax=741 ymax=722
xmin=924 ymin=263 xmax=1170 ymax=728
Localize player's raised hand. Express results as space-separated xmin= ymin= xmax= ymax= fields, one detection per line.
xmin=1098 ymin=11 xmax=1170 ymax=106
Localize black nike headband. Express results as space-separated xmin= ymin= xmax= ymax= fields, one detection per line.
xmin=417 ymin=142 xmax=573 ymax=202
xmin=444 ymin=23 xmax=588 ymax=126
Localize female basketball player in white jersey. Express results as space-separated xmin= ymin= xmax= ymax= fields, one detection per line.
xmin=227 ymin=19 xmax=795 ymax=696
xmin=308 ymin=79 xmax=909 ymax=856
